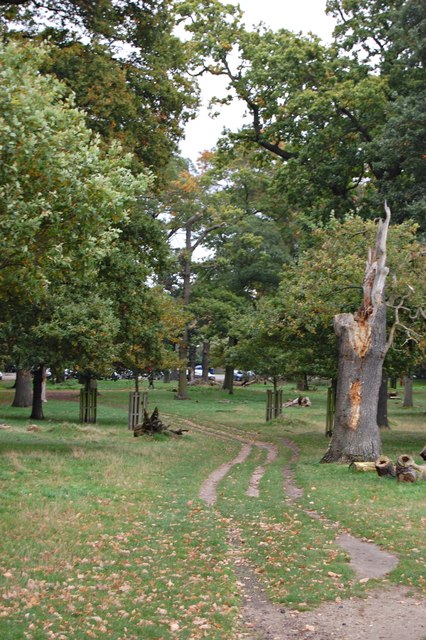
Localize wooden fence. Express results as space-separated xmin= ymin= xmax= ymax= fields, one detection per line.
xmin=266 ymin=389 xmax=283 ymax=422
xmin=325 ymin=386 xmax=336 ymax=437
xmin=79 ymin=388 xmax=97 ymax=424
xmin=128 ymin=391 xmax=148 ymax=430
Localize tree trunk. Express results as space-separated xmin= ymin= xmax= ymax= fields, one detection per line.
xmin=12 ymin=369 xmax=32 ymax=407
xmin=296 ymin=373 xmax=309 ymax=391
xmin=202 ymin=341 xmax=210 ymax=383
xmin=402 ymin=375 xmax=413 ymax=407
xmin=223 ymin=365 xmax=234 ymax=394
xmin=222 ymin=336 xmax=236 ymax=395
xmin=377 ymin=374 xmax=389 ymax=429
xmin=176 ymin=341 xmax=189 ymax=400
xmin=30 ymin=365 xmax=45 ymax=420
xmin=321 ymin=206 xmax=391 ymax=463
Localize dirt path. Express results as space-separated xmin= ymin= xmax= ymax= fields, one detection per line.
xmin=198 ymin=434 xmax=426 ymax=640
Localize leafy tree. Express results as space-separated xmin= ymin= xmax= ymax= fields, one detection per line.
xmin=179 ymin=0 xmax=425 ymax=227
xmin=0 ymin=40 xmax=158 ymax=417
xmin=0 ymin=0 xmax=198 ymax=181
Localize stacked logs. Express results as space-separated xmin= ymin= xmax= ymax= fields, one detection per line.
xmin=350 ymin=448 xmax=426 ymax=482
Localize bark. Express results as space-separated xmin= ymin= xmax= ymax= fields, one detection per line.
xmin=223 ymin=365 xmax=234 ymax=394
xmin=12 ymin=369 xmax=32 ymax=407
xmin=396 ymin=454 xmax=417 ymax=482
xmin=201 ymin=341 xmax=210 ymax=383
xmin=321 ymin=206 xmax=391 ymax=463
xmin=222 ymin=337 xmax=236 ymax=395
xmin=30 ymin=365 xmax=45 ymax=420
xmin=377 ymin=374 xmax=390 ymax=429
xmin=375 ymin=456 xmax=396 ymax=477
xmin=296 ymin=373 xmax=309 ymax=391
xmin=402 ymin=375 xmax=413 ymax=407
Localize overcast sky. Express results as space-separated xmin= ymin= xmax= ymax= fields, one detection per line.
xmin=179 ymin=0 xmax=336 ymax=163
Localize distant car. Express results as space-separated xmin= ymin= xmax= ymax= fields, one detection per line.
xmin=194 ymin=365 xmax=215 ymax=380
xmin=233 ymin=370 xmax=244 ymax=381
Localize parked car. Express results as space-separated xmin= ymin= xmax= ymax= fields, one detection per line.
xmin=194 ymin=365 xmax=215 ymax=380
xmin=233 ymin=370 xmax=244 ymax=381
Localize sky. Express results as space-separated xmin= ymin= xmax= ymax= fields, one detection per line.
xmin=179 ymin=0 xmax=336 ymax=163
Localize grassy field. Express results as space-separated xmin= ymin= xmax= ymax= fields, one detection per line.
xmin=0 ymin=377 xmax=425 ymax=639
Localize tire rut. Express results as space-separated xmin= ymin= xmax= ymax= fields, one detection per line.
xmin=189 ymin=422 xmax=425 ymax=640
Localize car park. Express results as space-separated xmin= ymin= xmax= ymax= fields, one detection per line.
xmin=194 ymin=365 xmax=215 ymax=380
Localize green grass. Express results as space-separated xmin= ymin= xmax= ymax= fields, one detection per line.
xmin=0 ymin=377 xmax=425 ymax=638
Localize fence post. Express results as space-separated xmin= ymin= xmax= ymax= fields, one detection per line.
xmin=128 ymin=391 xmax=148 ymax=430
xmin=79 ymin=386 xmax=97 ymax=424
xmin=266 ymin=390 xmax=272 ymax=421
xmin=325 ymin=386 xmax=335 ymax=437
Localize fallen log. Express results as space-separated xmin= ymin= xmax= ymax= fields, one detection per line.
xmin=396 ymin=455 xmax=417 ymax=483
xmin=349 ymin=461 xmax=376 ymax=472
xmin=375 ymin=456 xmax=396 ymax=478
xmin=284 ymin=396 xmax=311 ymax=408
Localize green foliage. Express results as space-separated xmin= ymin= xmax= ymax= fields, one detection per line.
xmin=0 ymin=40 xmax=166 ymax=374
xmin=182 ymin=0 xmax=425 ymax=227
xmin=1 ymin=0 xmax=198 ymax=181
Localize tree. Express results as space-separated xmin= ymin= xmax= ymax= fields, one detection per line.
xmin=321 ymin=207 xmax=391 ymax=462
xmin=0 ymin=0 xmax=198 ymax=182
xmin=179 ymin=0 xmax=425 ymax=227
xmin=162 ymin=160 xmax=241 ymax=399
xmin=0 ymin=40 xmax=159 ymax=417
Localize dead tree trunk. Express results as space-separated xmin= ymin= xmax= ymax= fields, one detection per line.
xmin=12 ymin=369 xmax=32 ymax=407
xmin=321 ymin=205 xmax=391 ymax=463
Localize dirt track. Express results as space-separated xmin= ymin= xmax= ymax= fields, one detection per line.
xmin=196 ymin=429 xmax=426 ymax=640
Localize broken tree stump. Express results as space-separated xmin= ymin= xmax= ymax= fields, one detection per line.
xmin=133 ymin=407 xmax=187 ymax=437
xmin=375 ymin=456 xmax=396 ymax=478
xmin=396 ymin=455 xmax=417 ymax=483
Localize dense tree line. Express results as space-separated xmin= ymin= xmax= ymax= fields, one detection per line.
xmin=0 ymin=1 xmax=424 ymax=461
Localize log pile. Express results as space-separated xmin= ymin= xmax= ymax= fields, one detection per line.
xmin=349 ymin=450 xmax=426 ymax=483
xmin=133 ymin=407 xmax=188 ymax=437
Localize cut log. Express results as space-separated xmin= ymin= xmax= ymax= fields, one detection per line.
xmin=375 ymin=456 xmax=396 ymax=478
xmin=412 ymin=462 xmax=426 ymax=480
xmin=349 ymin=461 xmax=377 ymax=472
xmin=396 ymin=454 xmax=417 ymax=483
xmin=284 ymin=396 xmax=311 ymax=408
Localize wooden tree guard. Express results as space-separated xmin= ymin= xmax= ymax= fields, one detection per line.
xmin=325 ymin=386 xmax=336 ymax=437
xmin=79 ymin=387 xmax=97 ymax=423
xmin=128 ymin=391 xmax=148 ymax=430
xmin=266 ymin=389 xmax=283 ymax=421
